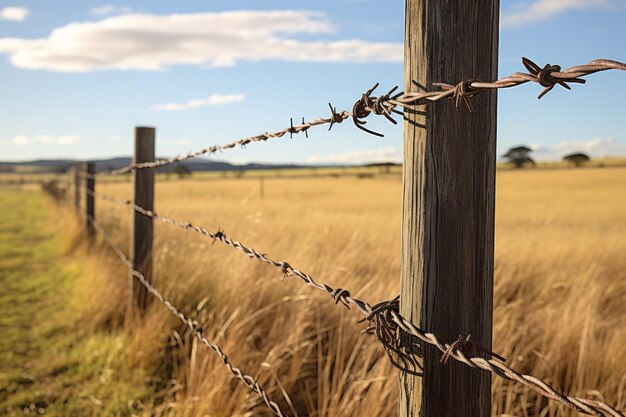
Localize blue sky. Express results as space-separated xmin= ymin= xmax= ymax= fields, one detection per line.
xmin=0 ymin=0 xmax=625 ymax=164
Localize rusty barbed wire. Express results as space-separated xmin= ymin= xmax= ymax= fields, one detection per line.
xmin=86 ymin=215 xmax=290 ymax=417
xmin=86 ymin=189 xmax=373 ymax=315
xmin=87 ymin=189 xmax=625 ymax=417
xmin=88 ymin=109 xmax=350 ymax=178
xmin=385 ymin=306 xmax=625 ymax=417
xmin=79 ymin=56 xmax=625 ymax=178
xmin=393 ymin=57 xmax=626 ymax=113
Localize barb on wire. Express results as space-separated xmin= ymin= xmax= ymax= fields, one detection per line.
xmin=351 ymin=83 xmax=403 ymax=137
xmin=87 ymin=189 xmax=373 ymax=316
xmin=88 ymin=189 xmax=625 ymax=417
xmin=360 ymin=296 xmax=423 ymax=376
xmin=385 ymin=307 xmax=625 ymax=417
xmin=395 ymin=57 xmax=626 ymax=111
xmin=95 ymin=106 xmax=351 ymax=177
xmin=86 ymin=216 xmax=289 ymax=417
xmin=90 ymin=189 xmax=626 ymax=416
xmin=85 ymin=56 xmax=623 ymax=178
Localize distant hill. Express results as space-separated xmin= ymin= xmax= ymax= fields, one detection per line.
xmin=0 ymin=157 xmax=306 ymax=174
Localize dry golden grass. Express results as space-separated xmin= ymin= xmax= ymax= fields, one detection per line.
xmin=71 ymin=166 xmax=626 ymax=416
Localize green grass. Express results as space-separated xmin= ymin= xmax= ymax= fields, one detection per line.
xmin=0 ymin=189 xmax=156 ymax=416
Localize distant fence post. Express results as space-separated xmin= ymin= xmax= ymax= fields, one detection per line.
xmin=73 ymin=165 xmax=81 ymax=210
xmin=129 ymin=127 xmax=155 ymax=312
xmin=399 ymin=1 xmax=499 ymax=417
xmin=84 ymin=162 xmax=95 ymax=241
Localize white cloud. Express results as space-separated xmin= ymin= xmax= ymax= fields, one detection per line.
xmin=0 ymin=10 xmax=402 ymax=72
xmin=11 ymin=135 xmax=82 ymax=145
xmin=90 ymin=5 xmax=132 ymax=17
xmin=0 ymin=7 xmax=29 ymax=22
xmin=177 ymin=138 xmax=191 ymax=146
xmin=528 ymin=137 xmax=626 ymax=160
xmin=150 ymin=93 xmax=246 ymax=111
xmin=307 ymin=147 xmax=401 ymax=165
xmin=502 ymin=0 xmax=610 ymax=28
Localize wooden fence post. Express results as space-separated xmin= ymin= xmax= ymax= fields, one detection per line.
xmin=399 ymin=1 xmax=499 ymax=417
xmin=129 ymin=127 xmax=155 ymax=312
xmin=84 ymin=162 xmax=95 ymax=241
xmin=73 ymin=165 xmax=81 ymax=210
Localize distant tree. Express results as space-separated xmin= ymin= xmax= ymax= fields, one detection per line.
xmin=563 ymin=152 xmax=591 ymax=167
xmin=368 ymin=162 xmax=396 ymax=174
xmin=502 ymin=146 xmax=536 ymax=168
xmin=171 ymin=164 xmax=192 ymax=179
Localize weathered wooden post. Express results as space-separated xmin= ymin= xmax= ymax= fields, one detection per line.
xmin=73 ymin=165 xmax=81 ymax=210
xmin=399 ymin=1 xmax=499 ymax=417
xmin=129 ymin=127 xmax=155 ymax=312
xmin=84 ymin=162 xmax=95 ymax=241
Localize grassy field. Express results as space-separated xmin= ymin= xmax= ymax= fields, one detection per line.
xmin=2 ymin=166 xmax=626 ymax=416
xmin=0 ymin=189 xmax=158 ymax=416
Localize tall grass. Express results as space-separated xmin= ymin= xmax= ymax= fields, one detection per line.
xmin=70 ymin=167 xmax=626 ymax=416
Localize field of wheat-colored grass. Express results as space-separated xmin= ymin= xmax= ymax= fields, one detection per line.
xmin=62 ymin=166 xmax=626 ymax=416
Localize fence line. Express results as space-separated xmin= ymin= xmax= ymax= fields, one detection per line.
xmin=86 ymin=215 xmax=289 ymax=417
xmin=87 ymin=109 xmax=350 ymax=178
xmin=37 ymin=53 xmax=626 ymax=417
xmin=86 ymin=189 xmax=372 ymax=314
xmin=80 ymin=57 xmax=625 ymax=178
xmin=85 ymin=189 xmax=625 ymax=417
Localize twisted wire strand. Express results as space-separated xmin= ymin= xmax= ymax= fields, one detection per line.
xmin=88 ymin=190 xmax=372 ymax=316
xmin=88 ymin=108 xmax=350 ymax=178
xmin=87 ymin=194 xmax=625 ymax=417
xmin=86 ymin=215 xmax=289 ymax=417
xmin=394 ymin=57 xmax=626 ymax=112
xmin=79 ymin=56 xmax=625 ymax=179
xmin=388 ymin=311 xmax=624 ymax=417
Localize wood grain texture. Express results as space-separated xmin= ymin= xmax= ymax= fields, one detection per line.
xmin=84 ymin=162 xmax=95 ymax=240
xmin=400 ymin=1 xmax=499 ymax=416
xmin=130 ymin=127 xmax=155 ymax=311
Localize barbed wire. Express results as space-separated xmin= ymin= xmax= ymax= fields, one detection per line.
xmin=372 ymin=299 xmax=625 ymax=417
xmin=79 ymin=56 xmax=623 ymax=177
xmin=87 ymin=190 xmax=625 ymax=417
xmin=86 ymin=215 xmax=290 ymax=417
xmin=87 ymin=189 xmax=372 ymax=315
xmin=392 ymin=58 xmax=626 ymax=113
xmin=89 ymin=107 xmax=350 ymax=178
